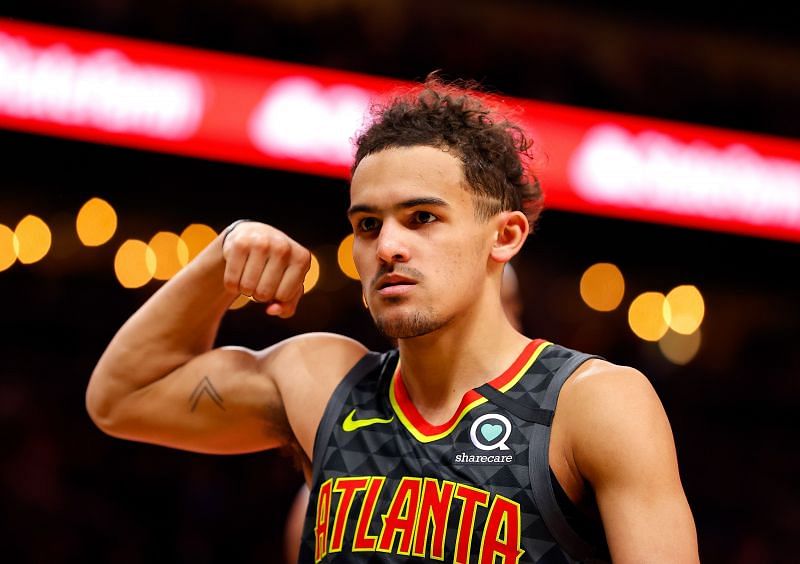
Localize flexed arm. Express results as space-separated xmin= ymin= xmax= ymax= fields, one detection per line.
xmin=85 ymin=221 xmax=365 ymax=456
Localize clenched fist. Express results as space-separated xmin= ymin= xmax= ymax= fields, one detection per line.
xmin=221 ymin=221 xmax=312 ymax=318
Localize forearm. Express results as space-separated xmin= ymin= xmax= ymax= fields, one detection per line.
xmin=87 ymin=232 xmax=236 ymax=418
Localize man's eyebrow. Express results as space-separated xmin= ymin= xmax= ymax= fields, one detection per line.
xmin=347 ymin=204 xmax=376 ymax=217
xmin=399 ymin=197 xmax=450 ymax=209
xmin=347 ymin=197 xmax=450 ymax=217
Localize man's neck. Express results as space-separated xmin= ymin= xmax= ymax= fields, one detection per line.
xmin=396 ymin=299 xmax=530 ymax=426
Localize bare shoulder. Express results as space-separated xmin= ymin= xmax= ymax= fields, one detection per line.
xmin=560 ymin=359 xmax=665 ymax=424
xmin=257 ymin=332 xmax=369 ymax=459
xmin=258 ymin=332 xmax=368 ymax=385
xmin=557 ymin=358 xmax=678 ymax=483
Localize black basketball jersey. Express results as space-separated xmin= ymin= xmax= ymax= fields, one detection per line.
xmin=299 ymin=339 xmax=610 ymax=563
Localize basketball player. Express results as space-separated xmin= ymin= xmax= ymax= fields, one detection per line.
xmin=282 ymin=263 xmax=526 ymax=564
xmin=86 ymin=79 xmax=699 ymax=562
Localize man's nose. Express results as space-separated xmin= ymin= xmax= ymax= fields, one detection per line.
xmin=376 ymin=221 xmax=410 ymax=264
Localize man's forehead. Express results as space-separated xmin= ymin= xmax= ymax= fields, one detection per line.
xmin=351 ymin=146 xmax=465 ymax=187
xmin=347 ymin=145 xmax=473 ymax=214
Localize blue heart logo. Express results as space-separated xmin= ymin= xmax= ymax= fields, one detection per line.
xmin=480 ymin=423 xmax=503 ymax=442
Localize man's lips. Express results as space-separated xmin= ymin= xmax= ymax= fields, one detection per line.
xmin=377 ymin=283 xmax=416 ymax=296
xmin=374 ymin=274 xmax=418 ymax=296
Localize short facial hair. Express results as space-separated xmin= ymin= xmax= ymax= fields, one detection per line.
xmin=372 ymin=306 xmax=448 ymax=339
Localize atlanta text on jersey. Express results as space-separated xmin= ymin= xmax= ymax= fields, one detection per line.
xmin=313 ymin=475 xmax=525 ymax=563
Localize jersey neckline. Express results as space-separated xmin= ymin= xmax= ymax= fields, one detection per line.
xmin=388 ymin=338 xmax=550 ymax=443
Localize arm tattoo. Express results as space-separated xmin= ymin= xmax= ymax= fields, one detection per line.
xmin=189 ymin=376 xmax=226 ymax=412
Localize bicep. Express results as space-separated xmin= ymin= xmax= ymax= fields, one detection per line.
xmin=98 ymin=346 xmax=290 ymax=454
xmin=568 ymin=365 xmax=699 ymax=563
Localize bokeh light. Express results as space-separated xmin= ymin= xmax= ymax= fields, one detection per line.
xmin=580 ymin=262 xmax=625 ymax=312
xmin=180 ymin=224 xmax=218 ymax=265
xmin=149 ymin=231 xmax=188 ymax=280
xmin=665 ymin=285 xmax=705 ymax=335
xmin=304 ymin=253 xmax=320 ymax=293
xmin=659 ymin=328 xmax=702 ymax=365
xmin=114 ymin=240 xmax=156 ymax=288
xmin=0 ymin=224 xmax=16 ymax=272
xmin=628 ymin=291 xmax=671 ymax=341
xmin=76 ymin=197 xmax=117 ymax=246
xmin=15 ymin=215 xmax=52 ymax=264
xmin=337 ymin=234 xmax=359 ymax=280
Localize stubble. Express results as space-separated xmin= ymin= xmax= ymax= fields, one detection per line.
xmin=372 ymin=305 xmax=450 ymax=339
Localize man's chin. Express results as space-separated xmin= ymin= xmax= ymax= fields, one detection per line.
xmin=372 ymin=310 xmax=445 ymax=340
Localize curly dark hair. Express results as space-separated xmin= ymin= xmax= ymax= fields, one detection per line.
xmin=352 ymin=76 xmax=544 ymax=229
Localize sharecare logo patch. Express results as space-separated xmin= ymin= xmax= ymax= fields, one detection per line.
xmin=450 ymin=413 xmax=516 ymax=466
xmin=470 ymin=413 xmax=512 ymax=451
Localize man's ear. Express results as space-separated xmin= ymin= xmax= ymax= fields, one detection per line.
xmin=490 ymin=211 xmax=529 ymax=263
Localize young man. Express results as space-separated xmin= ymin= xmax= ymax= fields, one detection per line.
xmin=86 ymin=80 xmax=699 ymax=563
xmin=281 ymin=263 xmax=527 ymax=564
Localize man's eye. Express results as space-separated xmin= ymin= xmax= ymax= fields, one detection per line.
xmin=414 ymin=211 xmax=437 ymax=224
xmin=357 ymin=217 xmax=380 ymax=232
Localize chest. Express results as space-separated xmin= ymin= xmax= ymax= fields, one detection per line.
xmin=311 ymin=402 xmax=543 ymax=562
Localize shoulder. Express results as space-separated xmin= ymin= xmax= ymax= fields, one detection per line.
xmin=557 ymin=359 xmax=677 ymax=483
xmin=560 ymin=358 xmax=661 ymax=419
xmin=259 ymin=332 xmax=368 ymax=375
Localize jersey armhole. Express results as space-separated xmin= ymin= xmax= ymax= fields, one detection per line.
xmin=309 ymin=350 xmax=386 ymax=485
xmin=529 ymin=346 xmax=609 ymax=562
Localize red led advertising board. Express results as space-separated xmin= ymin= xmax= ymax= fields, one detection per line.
xmin=2 ymin=18 xmax=800 ymax=242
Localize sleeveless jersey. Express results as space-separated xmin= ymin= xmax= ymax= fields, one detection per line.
xmin=299 ymin=339 xmax=610 ymax=563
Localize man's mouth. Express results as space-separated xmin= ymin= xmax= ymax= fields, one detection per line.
xmin=375 ymin=274 xmax=418 ymax=296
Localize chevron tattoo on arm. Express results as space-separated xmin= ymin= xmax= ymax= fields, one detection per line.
xmin=189 ymin=376 xmax=225 ymax=412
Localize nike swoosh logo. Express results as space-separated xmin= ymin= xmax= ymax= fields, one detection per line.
xmin=342 ymin=409 xmax=394 ymax=432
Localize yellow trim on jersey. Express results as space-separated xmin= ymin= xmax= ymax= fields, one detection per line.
xmin=389 ymin=340 xmax=551 ymax=443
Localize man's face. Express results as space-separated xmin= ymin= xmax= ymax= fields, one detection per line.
xmin=348 ymin=145 xmax=496 ymax=339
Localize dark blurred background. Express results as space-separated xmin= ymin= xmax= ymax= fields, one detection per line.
xmin=1 ymin=1 xmax=799 ymax=563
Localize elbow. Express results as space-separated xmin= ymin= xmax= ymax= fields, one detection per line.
xmin=85 ymin=383 xmax=111 ymax=432
xmin=85 ymin=370 xmax=121 ymax=434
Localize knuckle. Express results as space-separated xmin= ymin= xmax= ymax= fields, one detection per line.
xmin=272 ymin=238 xmax=291 ymax=258
xmin=231 ymin=237 xmax=251 ymax=253
xmin=238 ymin=276 xmax=255 ymax=293
xmin=277 ymin=285 xmax=301 ymax=303
xmin=222 ymin=270 xmax=239 ymax=290
xmin=255 ymin=283 xmax=277 ymax=301
xmin=300 ymin=248 xmax=312 ymax=269
xmin=253 ymin=236 xmax=272 ymax=253
xmin=275 ymin=284 xmax=298 ymax=303
xmin=236 ymin=237 xmax=262 ymax=255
